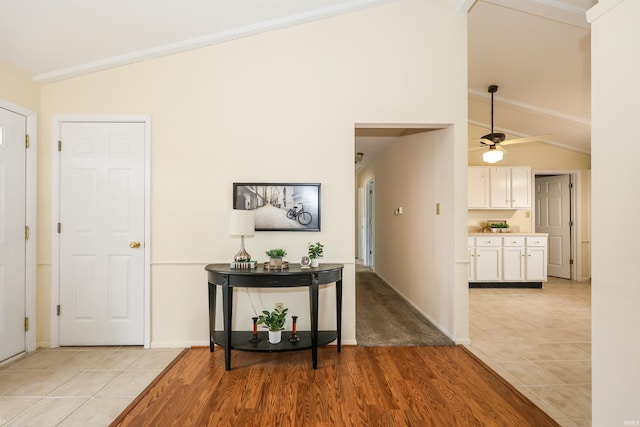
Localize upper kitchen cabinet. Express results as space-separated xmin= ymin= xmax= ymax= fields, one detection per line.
xmin=468 ymin=166 xmax=490 ymax=208
xmin=490 ymin=167 xmax=531 ymax=209
xmin=468 ymin=166 xmax=531 ymax=209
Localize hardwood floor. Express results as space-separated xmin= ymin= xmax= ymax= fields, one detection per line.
xmin=111 ymin=346 xmax=559 ymax=426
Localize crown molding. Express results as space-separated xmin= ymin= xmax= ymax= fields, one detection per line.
xmin=468 ymin=88 xmax=591 ymax=127
xmin=455 ymin=0 xmax=477 ymax=13
xmin=482 ymin=0 xmax=591 ymax=29
xmin=34 ymin=0 xmax=394 ymax=84
xmin=586 ymin=0 xmax=624 ymax=23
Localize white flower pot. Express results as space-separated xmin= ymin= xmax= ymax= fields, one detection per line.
xmin=268 ymin=330 xmax=282 ymax=344
xmin=311 ymin=258 xmax=320 ymax=267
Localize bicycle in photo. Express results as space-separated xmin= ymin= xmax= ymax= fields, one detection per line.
xmin=286 ymin=204 xmax=312 ymax=225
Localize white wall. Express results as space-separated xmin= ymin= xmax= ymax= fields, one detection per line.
xmin=589 ymin=0 xmax=640 ymax=424
xmin=36 ymin=0 xmax=469 ymax=346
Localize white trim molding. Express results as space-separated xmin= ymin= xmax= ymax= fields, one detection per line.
xmin=34 ymin=0 xmax=395 ymax=84
xmin=586 ymin=0 xmax=625 ymax=23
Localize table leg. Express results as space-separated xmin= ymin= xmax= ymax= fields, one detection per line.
xmin=336 ymin=278 xmax=342 ymax=352
xmin=222 ymin=282 xmax=233 ymax=371
xmin=208 ymin=283 xmax=217 ymax=352
xmin=310 ymin=274 xmax=319 ymax=369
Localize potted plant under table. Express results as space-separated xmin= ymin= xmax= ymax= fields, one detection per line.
xmin=257 ymin=306 xmax=288 ymax=344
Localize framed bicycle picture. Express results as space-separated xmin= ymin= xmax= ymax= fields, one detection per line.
xmin=232 ymin=183 xmax=321 ymax=231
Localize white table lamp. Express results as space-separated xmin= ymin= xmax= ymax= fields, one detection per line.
xmin=229 ymin=209 xmax=255 ymax=262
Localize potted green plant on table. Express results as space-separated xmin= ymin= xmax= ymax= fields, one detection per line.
xmin=307 ymin=242 xmax=324 ymax=267
xmin=257 ymin=306 xmax=289 ymax=344
xmin=266 ymin=248 xmax=287 ymax=268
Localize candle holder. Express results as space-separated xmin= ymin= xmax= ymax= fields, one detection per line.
xmin=249 ymin=317 xmax=260 ymax=343
xmin=289 ymin=315 xmax=300 ymax=342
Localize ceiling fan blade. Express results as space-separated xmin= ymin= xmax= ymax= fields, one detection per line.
xmin=471 ymin=137 xmax=497 ymax=146
xmin=469 ymin=145 xmax=507 ymax=154
xmin=501 ymin=134 xmax=551 ymax=146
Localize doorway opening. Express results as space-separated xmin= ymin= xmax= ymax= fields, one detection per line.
xmin=354 ymin=123 xmax=458 ymax=346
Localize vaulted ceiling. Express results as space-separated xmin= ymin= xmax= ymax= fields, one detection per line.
xmin=467 ymin=0 xmax=594 ymax=155
xmin=0 ymin=0 xmax=594 ymax=163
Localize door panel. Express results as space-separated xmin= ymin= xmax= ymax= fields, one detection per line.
xmin=0 ymin=107 xmax=26 ymax=362
xmin=535 ymin=175 xmax=571 ymax=279
xmin=59 ymin=122 xmax=145 ymax=345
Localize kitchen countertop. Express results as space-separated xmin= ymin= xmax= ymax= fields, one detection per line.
xmin=468 ymin=232 xmax=548 ymax=236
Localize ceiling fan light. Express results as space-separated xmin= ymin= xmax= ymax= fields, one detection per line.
xmin=483 ymin=148 xmax=503 ymax=163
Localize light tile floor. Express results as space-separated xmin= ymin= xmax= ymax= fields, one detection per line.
xmin=465 ymin=277 xmax=591 ymax=427
xmin=0 ymin=346 xmax=183 ymax=426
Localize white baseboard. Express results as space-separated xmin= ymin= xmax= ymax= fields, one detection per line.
xmin=374 ymin=273 xmax=456 ymax=343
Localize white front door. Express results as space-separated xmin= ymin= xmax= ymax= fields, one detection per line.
xmin=536 ymin=175 xmax=571 ymax=279
xmin=58 ymin=122 xmax=146 ymax=345
xmin=0 ymin=107 xmax=26 ymax=361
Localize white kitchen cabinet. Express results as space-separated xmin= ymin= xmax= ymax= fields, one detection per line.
xmin=468 ymin=234 xmax=547 ymax=284
xmin=525 ymin=237 xmax=547 ymax=281
xmin=489 ymin=167 xmax=531 ymax=208
xmin=509 ymin=167 xmax=531 ymax=208
xmin=468 ymin=166 xmax=531 ymax=209
xmin=468 ymin=167 xmax=490 ymax=208
xmin=502 ymin=237 xmax=525 ymax=281
xmin=468 ymin=237 xmax=475 ymax=281
xmin=472 ymin=237 xmax=501 ymax=281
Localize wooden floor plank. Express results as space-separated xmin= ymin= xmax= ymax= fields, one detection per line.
xmin=111 ymin=346 xmax=559 ymax=427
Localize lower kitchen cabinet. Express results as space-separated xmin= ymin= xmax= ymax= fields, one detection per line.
xmin=469 ymin=234 xmax=547 ymax=287
xmin=525 ymin=237 xmax=547 ymax=281
xmin=503 ymin=241 xmax=525 ymax=281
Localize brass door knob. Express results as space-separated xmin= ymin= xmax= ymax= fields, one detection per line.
xmin=130 ymin=241 xmax=141 ymax=249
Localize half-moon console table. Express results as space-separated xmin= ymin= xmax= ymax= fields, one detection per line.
xmin=205 ymin=263 xmax=343 ymax=370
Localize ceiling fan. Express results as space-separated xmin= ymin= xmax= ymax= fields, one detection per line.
xmin=471 ymin=84 xmax=551 ymax=163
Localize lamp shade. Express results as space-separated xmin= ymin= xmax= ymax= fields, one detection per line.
xmin=482 ymin=148 xmax=503 ymax=163
xmin=229 ymin=209 xmax=255 ymax=237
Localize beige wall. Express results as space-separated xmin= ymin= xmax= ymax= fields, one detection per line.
xmin=36 ymin=0 xmax=469 ymax=347
xmin=468 ymin=123 xmax=591 ymax=279
xmin=0 ymin=60 xmax=40 ymax=112
xmin=590 ymin=0 xmax=640 ymax=422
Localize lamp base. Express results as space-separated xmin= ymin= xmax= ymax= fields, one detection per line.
xmin=234 ymin=247 xmax=251 ymax=262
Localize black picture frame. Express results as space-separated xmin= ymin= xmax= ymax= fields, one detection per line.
xmin=233 ymin=183 xmax=321 ymax=231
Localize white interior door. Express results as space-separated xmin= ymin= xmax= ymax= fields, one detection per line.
xmin=357 ymin=187 xmax=365 ymax=259
xmin=365 ymin=179 xmax=375 ymax=267
xmin=0 ymin=107 xmax=26 ymax=361
xmin=536 ymin=175 xmax=571 ymax=279
xmin=59 ymin=122 xmax=145 ymax=345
